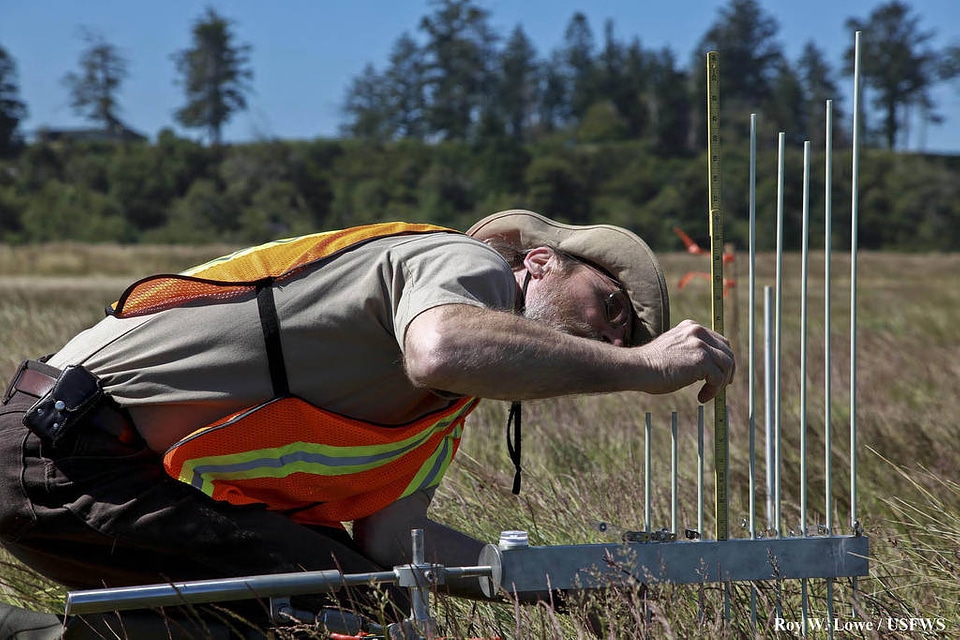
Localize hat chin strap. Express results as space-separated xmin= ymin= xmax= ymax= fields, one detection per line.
xmin=506 ymin=272 xmax=531 ymax=495
xmin=507 ymin=401 xmax=522 ymax=495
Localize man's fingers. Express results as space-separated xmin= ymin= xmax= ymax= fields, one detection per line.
xmin=715 ymin=343 xmax=736 ymax=385
xmin=699 ymin=351 xmax=728 ymax=402
xmin=641 ymin=319 xmax=737 ymax=398
xmin=698 ymin=383 xmax=717 ymax=404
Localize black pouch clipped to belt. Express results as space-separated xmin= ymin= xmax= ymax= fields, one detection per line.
xmin=23 ymin=365 xmax=103 ymax=447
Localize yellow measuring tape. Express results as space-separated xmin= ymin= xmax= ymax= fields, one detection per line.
xmin=706 ymin=51 xmax=729 ymax=541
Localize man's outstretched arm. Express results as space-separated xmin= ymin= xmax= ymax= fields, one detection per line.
xmin=403 ymin=304 xmax=735 ymax=404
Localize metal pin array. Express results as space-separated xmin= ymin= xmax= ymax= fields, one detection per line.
xmin=638 ymin=31 xmax=865 ymax=632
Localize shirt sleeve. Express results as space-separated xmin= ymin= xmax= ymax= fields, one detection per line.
xmin=392 ymin=234 xmax=517 ymax=351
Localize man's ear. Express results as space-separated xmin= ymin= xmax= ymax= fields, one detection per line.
xmin=522 ymin=246 xmax=553 ymax=279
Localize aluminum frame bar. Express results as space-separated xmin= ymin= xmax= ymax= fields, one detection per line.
xmin=482 ymin=536 xmax=868 ymax=595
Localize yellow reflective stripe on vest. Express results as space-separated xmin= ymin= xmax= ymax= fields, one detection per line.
xmin=398 ymin=419 xmax=464 ymax=499
xmin=176 ymin=398 xmax=475 ymax=497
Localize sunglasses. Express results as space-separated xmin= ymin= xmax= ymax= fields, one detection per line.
xmin=580 ymin=262 xmax=634 ymax=346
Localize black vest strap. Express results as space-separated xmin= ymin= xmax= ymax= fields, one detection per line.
xmin=256 ymin=282 xmax=290 ymax=397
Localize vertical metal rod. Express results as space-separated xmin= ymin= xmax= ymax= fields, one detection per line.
xmin=697 ymin=405 xmax=705 ymax=538
xmin=800 ymin=140 xmax=811 ymax=634
xmin=850 ymin=32 xmax=861 ymax=534
xmin=696 ymin=407 xmax=705 ymax=621
xmin=800 ymin=140 xmax=811 ymax=534
xmin=645 ymin=412 xmax=652 ymax=534
xmin=774 ymin=132 xmax=785 ymax=537
xmin=748 ymin=112 xmax=759 ymax=631
xmin=723 ymin=407 xmax=731 ymax=623
xmin=748 ymin=113 xmax=758 ymax=540
xmin=850 ymin=28 xmax=863 ymax=615
xmin=671 ymin=412 xmax=679 ymax=535
xmin=825 ymin=97 xmax=836 ymax=640
xmin=824 ymin=102 xmax=834 ymax=533
xmin=764 ymin=285 xmax=775 ymax=532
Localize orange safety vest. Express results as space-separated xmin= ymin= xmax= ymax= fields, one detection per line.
xmin=110 ymin=222 xmax=480 ymax=528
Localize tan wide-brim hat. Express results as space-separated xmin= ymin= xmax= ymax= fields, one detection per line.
xmin=467 ymin=209 xmax=670 ymax=345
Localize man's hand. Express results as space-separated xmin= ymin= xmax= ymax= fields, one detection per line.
xmin=631 ymin=319 xmax=735 ymax=403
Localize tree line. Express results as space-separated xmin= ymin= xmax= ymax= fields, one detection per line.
xmin=0 ymin=0 xmax=958 ymax=252
xmin=340 ymin=0 xmax=960 ymax=153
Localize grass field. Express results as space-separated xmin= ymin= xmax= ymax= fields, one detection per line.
xmin=1 ymin=244 xmax=958 ymax=639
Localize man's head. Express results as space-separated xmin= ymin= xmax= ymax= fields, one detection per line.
xmin=515 ymin=246 xmax=634 ymax=346
xmin=467 ymin=209 xmax=670 ymax=346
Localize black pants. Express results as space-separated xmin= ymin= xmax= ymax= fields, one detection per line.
xmin=0 ymin=364 xmax=406 ymax=634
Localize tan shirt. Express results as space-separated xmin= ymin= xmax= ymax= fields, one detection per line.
xmin=49 ymin=233 xmax=517 ymax=453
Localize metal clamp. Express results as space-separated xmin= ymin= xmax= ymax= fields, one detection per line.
xmin=595 ymin=521 xmax=681 ymax=543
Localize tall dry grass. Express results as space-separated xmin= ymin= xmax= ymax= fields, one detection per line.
xmin=1 ymin=245 xmax=958 ymax=638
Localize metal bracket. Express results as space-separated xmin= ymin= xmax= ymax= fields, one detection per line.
xmin=65 ymin=529 xmax=494 ymax=640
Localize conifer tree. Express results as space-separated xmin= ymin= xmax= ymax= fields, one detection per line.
xmin=845 ymin=1 xmax=959 ymax=150
xmin=172 ymin=8 xmax=253 ymax=146
xmin=0 ymin=45 xmax=28 ymax=153
xmin=62 ymin=30 xmax=128 ymax=131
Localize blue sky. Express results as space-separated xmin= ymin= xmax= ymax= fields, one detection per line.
xmin=2 ymin=0 xmax=958 ymax=152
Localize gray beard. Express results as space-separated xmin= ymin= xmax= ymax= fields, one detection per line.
xmin=523 ymin=285 xmax=599 ymax=341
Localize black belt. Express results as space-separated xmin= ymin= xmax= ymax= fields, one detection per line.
xmin=4 ymin=360 xmax=138 ymax=445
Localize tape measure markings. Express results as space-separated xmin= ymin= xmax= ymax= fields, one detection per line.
xmin=706 ymin=51 xmax=729 ymax=541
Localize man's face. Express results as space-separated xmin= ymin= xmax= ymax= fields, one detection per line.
xmin=523 ymin=258 xmax=632 ymax=347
